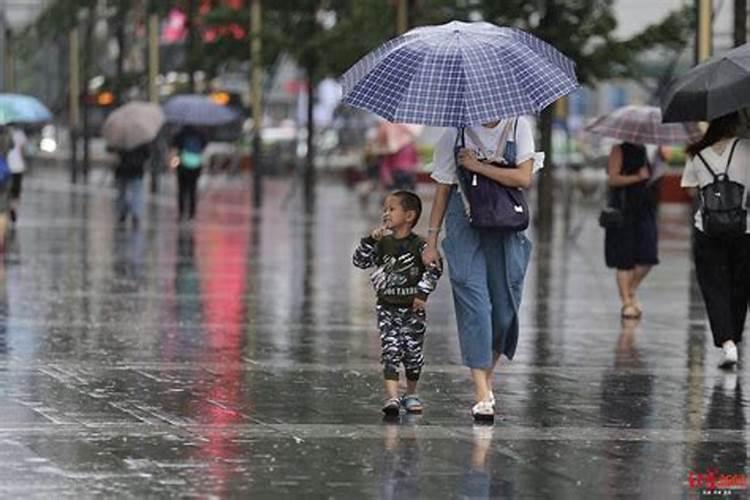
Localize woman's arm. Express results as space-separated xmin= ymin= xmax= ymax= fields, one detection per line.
xmin=457 ymin=149 xmax=533 ymax=188
xmin=606 ymin=146 xmax=649 ymax=187
xmin=422 ymin=183 xmax=451 ymax=266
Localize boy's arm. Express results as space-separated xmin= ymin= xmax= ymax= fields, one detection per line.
xmin=352 ymin=236 xmax=379 ymax=269
xmin=415 ymin=240 xmax=442 ymax=300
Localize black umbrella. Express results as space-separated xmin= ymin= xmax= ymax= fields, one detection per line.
xmin=661 ymin=43 xmax=750 ymax=122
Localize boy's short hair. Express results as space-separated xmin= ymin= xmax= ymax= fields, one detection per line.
xmin=392 ymin=190 xmax=422 ymax=228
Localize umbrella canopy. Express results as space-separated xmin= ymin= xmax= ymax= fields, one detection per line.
xmin=163 ymin=94 xmax=239 ymax=126
xmin=585 ymin=105 xmax=702 ymax=145
xmin=0 ymin=94 xmax=52 ymax=125
xmin=341 ymin=21 xmax=578 ymax=127
xmin=661 ymin=43 xmax=750 ymax=122
xmin=103 ymin=101 xmax=165 ymax=151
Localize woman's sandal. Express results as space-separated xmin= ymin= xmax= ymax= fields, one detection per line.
xmin=471 ymin=400 xmax=495 ymax=422
xmin=621 ymin=304 xmax=641 ymax=319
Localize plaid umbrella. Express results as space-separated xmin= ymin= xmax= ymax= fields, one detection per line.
xmin=585 ymin=105 xmax=702 ymax=145
xmin=341 ymin=21 xmax=578 ymax=127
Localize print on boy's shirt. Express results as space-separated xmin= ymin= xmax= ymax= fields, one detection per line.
xmin=371 ymin=252 xmax=421 ymax=294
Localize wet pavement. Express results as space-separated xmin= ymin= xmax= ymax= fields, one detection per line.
xmin=0 ymin=169 xmax=746 ymax=498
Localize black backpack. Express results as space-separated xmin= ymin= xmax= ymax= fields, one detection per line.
xmin=696 ymin=139 xmax=748 ymax=238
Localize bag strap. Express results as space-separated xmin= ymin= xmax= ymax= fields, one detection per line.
xmin=696 ymin=139 xmax=739 ymax=181
xmin=696 ymin=152 xmax=720 ymax=181
xmin=464 ymin=119 xmax=515 ymax=161
xmin=725 ymin=138 xmax=740 ymax=176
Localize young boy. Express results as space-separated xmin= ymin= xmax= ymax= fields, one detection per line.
xmin=353 ymin=191 xmax=441 ymax=416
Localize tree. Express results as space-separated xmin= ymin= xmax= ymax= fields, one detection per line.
xmin=474 ymin=0 xmax=693 ymax=223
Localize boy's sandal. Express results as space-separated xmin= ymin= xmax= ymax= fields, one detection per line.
xmin=382 ymin=397 xmax=401 ymax=416
xmin=401 ymin=394 xmax=423 ymax=414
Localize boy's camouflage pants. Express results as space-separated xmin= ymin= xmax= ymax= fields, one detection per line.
xmin=376 ymin=305 xmax=426 ymax=381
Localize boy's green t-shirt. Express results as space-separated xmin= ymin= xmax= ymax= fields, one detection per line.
xmin=370 ymin=233 xmax=427 ymax=307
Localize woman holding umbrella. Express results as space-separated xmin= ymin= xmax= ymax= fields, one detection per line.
xmin=342 ymin=21 xmax=578 ymax=421
xmin=603 ymin=142 xmax=654 ymax=319
xmin=586 ymin=105 xmax=702 ymax=319
xmin=681 ymin=112 xmax=750 ymax=369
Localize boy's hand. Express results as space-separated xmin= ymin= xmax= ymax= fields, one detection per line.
xmin=412 ymin=297 xmax=426 ymax=312
xmin=371 ymin=224 xmax=391 ymax=241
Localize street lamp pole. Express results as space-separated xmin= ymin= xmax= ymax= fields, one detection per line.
xmin=396 ymin=0 xmax=408 ymax=34
xmin=148 ymin=9 xmax=160 ymax=194
xmin=69 ymin=24 xmax=80 ymax=182
xmin=696 ymin=0 xmax=713 ymax=63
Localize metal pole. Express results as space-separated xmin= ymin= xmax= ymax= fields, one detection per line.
xmin=396 ymin=0 xmax=408 ymax=34
xmin=735 ymin=0 xmax=747 ymax=47
xmin=69 ymin=26 xmax=80 ymax=183
xmin=148 ymin=14 xmax=159 ymax=103
xmin=149 ymin=12 xmax=160 ymax=194
xmin=4 ymin=29 xmax=12 ymax=92
xmin=696 ymin=0 xmax=713 ymax=63
xmin=251 ymin=0 xmax=263 ymax=207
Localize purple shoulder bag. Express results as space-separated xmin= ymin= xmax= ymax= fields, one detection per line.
xmin=455 ymin=119 xmax=530 ymax=231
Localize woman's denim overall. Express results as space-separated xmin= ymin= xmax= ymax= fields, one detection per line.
xmin=443 ymin=190 xmax=532 ymax=367
xmin=443 ymin=123 xmax=532 ymax=368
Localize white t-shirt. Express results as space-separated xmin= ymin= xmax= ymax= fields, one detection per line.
xmin=7 ymin=129 xmax=26 ymax=174
xmin=681 ymin=138 xmax=750 ymax=233
xmin=430 ymin=116 xmax=542 ymax=185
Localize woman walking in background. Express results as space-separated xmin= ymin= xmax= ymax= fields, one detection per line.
xmin=604 ymin=142 xmax=659 ymax=319
xmin=681 ymin=112 xmax=750 ymax=369
xmin=7 ymin=125 xmax=27 ymax=224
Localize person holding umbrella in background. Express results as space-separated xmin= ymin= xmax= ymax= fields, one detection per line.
xmin=0 ymin=95 xmax=52 ymax=227
xmin=163 ymin=95 xmax=239 ymax=223
xmin=661 ymin=43 xmax=750 ymax=369
xmin=103 ymin=101 xmax=165 ymax=229
xmin=586 ymin=105 xmax=702 ymax=319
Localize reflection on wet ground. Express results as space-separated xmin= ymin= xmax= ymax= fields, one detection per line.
xmin=0 ymin=172 xmax=745 ymax=498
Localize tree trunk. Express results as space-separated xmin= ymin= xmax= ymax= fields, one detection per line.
xmin=82 ymin=7 xmax=94 ymax=182
xmin=186 ymin=0 xmax=196 ymax=92
xmin=304 ymin=76 xmax=315 ymax=203
xmin=735 ymin=0 xmax=747 ymax=47
xmin=114 ymin=0 xmax=126 ymax=98
xmin=535 ymin=106 xmax=555 ymax=241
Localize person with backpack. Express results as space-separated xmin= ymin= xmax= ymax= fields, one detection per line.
xmin=171 ymin=126 xmax=207 ymax=222
xmin=682 ymin=112 xmax=750 ymax=369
